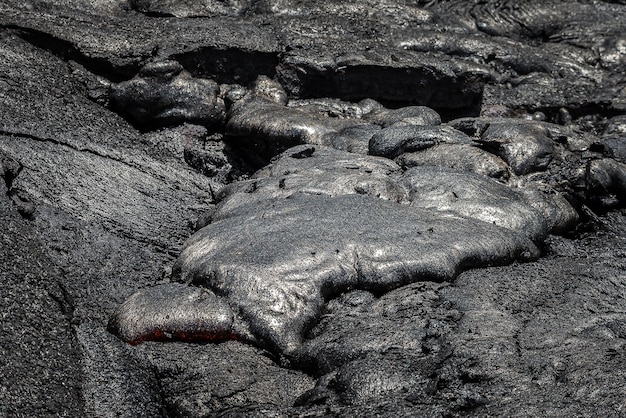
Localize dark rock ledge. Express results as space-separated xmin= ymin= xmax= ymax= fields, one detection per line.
xmin=1 ymin=1 xmax=626 ymax=417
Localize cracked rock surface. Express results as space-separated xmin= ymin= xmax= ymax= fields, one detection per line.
xmin=1 ymin=0 xmax=626 ymax=416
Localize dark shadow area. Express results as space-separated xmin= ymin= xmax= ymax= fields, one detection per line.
xmin=277 ymin=63 xmax=485 ymax=118
xmin=173 ymin=47 xmax=279 ymax=85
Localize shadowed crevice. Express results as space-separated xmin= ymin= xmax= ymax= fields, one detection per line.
xmin=277 ymin=62 xmax=486 ymax=117
xmin=173 ymin=47 xmax=279 ymax=85
xmin=6 ymin=26 xmax=140 ymax=82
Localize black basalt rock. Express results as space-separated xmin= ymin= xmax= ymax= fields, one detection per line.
xmin=108 ymin=283 xmax=251 ymax=345
xmin=369 ymin=125 xmax=473 ymax=159
xmin=110 ymin=60 xmax=226 ymax=129
xmin=399 ymin=167 xmax=550 ymax=241
xmin=478 ymin=121 xmax=554 ymax=176
xmin=397 ymin=143 xmax=510 ymax=179
xmin=365 ymin=106 xmax=442 ymax=128
xmin=112 ymin=145 xmax=580 ymax=357
xmin=169 ymin=193 xmax=538 ymax=355
xmin=3 ymin=0 xmax=626 ymax=416
xmin=587 ymin=159 xmax=626 ymax=207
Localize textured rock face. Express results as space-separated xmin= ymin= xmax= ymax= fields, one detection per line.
xmin=171 ymin=192 xmax=537 ymax=354
xmin=111 ymin=60 xmax=226 ymax=129
xmin=108 ymin=283 xmax=243 ymax=345
xmin=0 ymin=182 xmax=84 ymax=417
xmin=1 ymin=0 xmax=626 ymax=416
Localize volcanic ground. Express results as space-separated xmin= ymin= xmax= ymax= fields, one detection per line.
xmin=1 ymin=1 xmax=626 ymax=416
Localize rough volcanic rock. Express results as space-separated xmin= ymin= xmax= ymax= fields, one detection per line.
xmin=110 ymin=60 xmax=226 ymax=129
xmin=114 ymin=145 xmax=583 ymax=355
xmin=396 ymin=143 xmax=510 ymax=179
xmin=369 ymin=125 xmax=472 ymax=159
xmin=77 ymin=324 xmax=164 ymax=417
xmin=478 ymin=121 xmax=555 ymax=176
xmin=602 ymin=115 xmax=626 ymax=161
xmin=2 ymin=0 xmax=626 ymax=417
xmin=0 ymin=2 xmax=281 ymax=82
xmin=138 ymin=341 xmax=315 ymax=416
xmin=0 ymin=182 xmax=83 ymax=417
xmin=129 ymin=0 xmax=250 ymax=18
xmin=168 ymin=192 xmax=537 ymax=354
xmin=439 ymin=212 xmax=626 ymax=416
xmin=0 ymin=34 xmax=217 ymax=249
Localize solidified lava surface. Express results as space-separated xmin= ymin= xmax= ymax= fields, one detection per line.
xmin=1 ymin=1 xmax=626 ymax=416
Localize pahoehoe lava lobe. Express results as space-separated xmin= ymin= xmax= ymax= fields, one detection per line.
xmin=110 ymin=60 xmax=226 ymax=130
xmin=108 ymin=283 xmax=252 ymax=345
xmin=107 ymin=85 xmax=626 ymax=360
xmin=109 ymin=144 xmax=582 ymax=355
xmin=172 ymin=193 xmax=538 ymax=355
